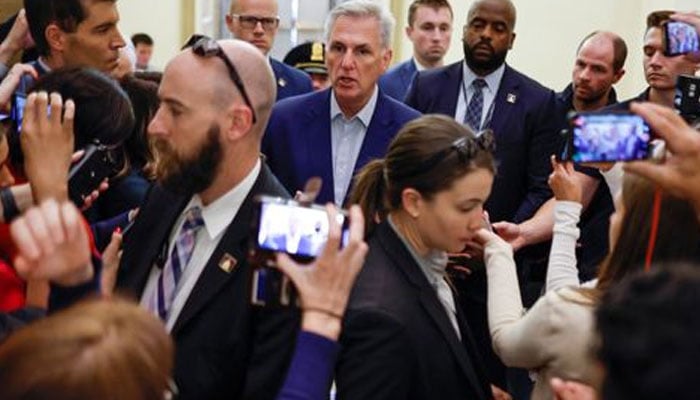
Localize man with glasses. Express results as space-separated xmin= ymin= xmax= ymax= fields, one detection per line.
xmin=262 ymin=0 xmax=420 ymax=206
xmin=115 ymin=38 xmax=298 ymax=400
xmin=225 ymin=0 xmax=312 ymax=101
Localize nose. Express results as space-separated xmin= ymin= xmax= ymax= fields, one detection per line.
xmin=113 ymin=30 xmax=126 ymax=49
xmin=147 ymin=107 xmax=166 ymax=138
xmin=579 ymin=66 xmax=591 ymax=81
xmin=648 ymin=50 xmax=664 ymax=67
xmin=340 ymin=50 xmax=355 ymax=70
xmin=253 ymin=20 xmax=265 ymax=34
xmin=0 ymin=165 xmax=15 ymax=187
xmin=467 ymin=207 xmax=485 ymax=231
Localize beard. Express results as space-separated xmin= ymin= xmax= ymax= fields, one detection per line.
xmin=152 ymin=123 xmax=223 ymax=196
xmin=463 ymin=39 xmax=508 ymax=74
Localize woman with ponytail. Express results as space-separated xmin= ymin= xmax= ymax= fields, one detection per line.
xmin=337 ymin=114 xmax=502 ymax=400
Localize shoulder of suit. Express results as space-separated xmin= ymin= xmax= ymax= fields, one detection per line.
xmin=503 ymin=64 xmax=554 ymax=96
xmin=378 ymin=91 xmax=421 ymax=119
xmin=271 ymin=58 xmax=312 ymax=83
xmin=257 ymin=163 xmax=292 ymax=198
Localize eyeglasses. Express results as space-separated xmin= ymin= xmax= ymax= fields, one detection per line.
xmin=182 ymin=34 xmax=257 ymax=124
xmin=419 ymin=130 xmax=496 ymax=172
xmin=230 ymin=14 xmax=280 ymax=31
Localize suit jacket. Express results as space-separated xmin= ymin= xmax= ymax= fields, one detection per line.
xmin=378 ymin=59 xmax=418 ymax=102
xmin=335 ymin=221 xmax=491 ymax=400
xmin=116 ymin=163 xmax=300 ymax=400
xmin=271 ymin=58 xmax=313 ymax=101
xmin=405 ymin=61 xmax=558 ymax=224
xmin=262 ymin=88 xmax=421 ymax=205
xmin=405 ymin=61 xmax=559 ymax=386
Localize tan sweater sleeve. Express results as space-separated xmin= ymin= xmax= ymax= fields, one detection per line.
xmin=484 ymin=235 xmax=556 ymax=369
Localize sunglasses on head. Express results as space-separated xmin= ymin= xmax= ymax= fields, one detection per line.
xmin=420 ymin=129 xmax=496 ymax=172
xmin=182 ymin=34 xmax=257 ymax=124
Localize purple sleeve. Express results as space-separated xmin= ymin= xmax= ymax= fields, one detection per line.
xmin=276 ymin=330 xmax=340 ymax=400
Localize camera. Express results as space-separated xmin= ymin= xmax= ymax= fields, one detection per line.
xmin=663 ymin=21 xmax=700 ymax=56
xmin=248 ymin=195 xmax=349 ymax=307
xmin=560 ymin=112 xmax=652 ymax=163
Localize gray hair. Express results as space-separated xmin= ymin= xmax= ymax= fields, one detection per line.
xmin=324 ymin=0 xmax=395 ymax=49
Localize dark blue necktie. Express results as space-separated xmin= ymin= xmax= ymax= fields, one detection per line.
xmin=464 ymin=78 xmax=487 ymax=131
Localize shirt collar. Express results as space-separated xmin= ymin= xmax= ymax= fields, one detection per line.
xmin=462 ymin=61 xmax=506 ymax=93
xmin=186 ymin=159 xmax=261 ymax=240
xmin=330 ymin=84 xmax=379 ymax=126
xmin=413 ymin=58 xmax=428 ymax=72
xmin=37 ymin=57 xmax=52 ymax=73
xmin=387 ymin=215 xmax=449 ymax=283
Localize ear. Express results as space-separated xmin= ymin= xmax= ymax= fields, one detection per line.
xmin=45 ymin=23 xmax=66 ymax=52
xmin=405 ymin=25 xmax=413 ymax=40
xmin=223 ymin=104 xmax=254 ymax=141
xmin=612 ymin=68 xmax=625 ymax=85
xmin=381 ymin=48 xmax=393 ymax=72
xmin=225 ymin=14 xmax=235 ymax=33
xmin=508 ymin=32 xmax=516 ymax=50
xmin=400 ymin=187 xmax=423 ymax=218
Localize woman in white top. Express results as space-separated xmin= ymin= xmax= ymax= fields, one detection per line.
xmin=476 ymin=159 xmax=700 ymax=400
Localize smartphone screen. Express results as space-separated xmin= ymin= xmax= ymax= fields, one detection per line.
xmin=256 ymin=200 xmax=348 ymax=259
xmin=11 ymin=93 xmax=26 ymax=133
xmin=665 ymin=21 xmax=700 ymax=56
xmin=569 ymin=113 xmax=651 ymax=163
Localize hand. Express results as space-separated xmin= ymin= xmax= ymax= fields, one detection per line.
xmin=548 ymin=156 xmax=582 ymax=203
xmin=100 ymin=230 xmax=123 ymax=296
xmin=671 ymin=11 xmax=700 ymax=62
xmin=10 ymin=200 xmax=92 ymax=286
xmin=294 ymin=177 xmax=322 ymax=205
xmin=491 ymin=384 xmax=512 ymax=400
xmin=21 ymin=92 xmax=75 ymax=203
xmin=0 ymin=63 xmax=37 ymax=107
xmin=625 ymin=102 xmax=700 ymax=214
xmin=492 ymin=221 xmax=526 ymax=251
xmin=551 ymin=378 xmax=597 ymax=400
xmin=0 ymin=9 xmax=32 ymax=63
xmin=275 ymin=204 xmax=368 ymax=340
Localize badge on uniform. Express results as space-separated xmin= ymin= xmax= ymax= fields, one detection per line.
xmin=218 ymin=253 xmax=238 ymax=273
xmin=507 ymin=93 xmax=517 ymax=104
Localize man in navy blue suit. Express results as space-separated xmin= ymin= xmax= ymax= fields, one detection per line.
xmin=379 ymin=0 xmax=453 ymax=101
xmin=263 ymin=0 xmax=420 ymax=207
xmin=226 ymin=0 xmax=312 ymax=101
xmin=405 ymin=0 xmax=559 ymax=394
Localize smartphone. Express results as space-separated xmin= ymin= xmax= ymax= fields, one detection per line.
xmin=564 ymin=112 xmax=652 ymax=163
xmin=10 ymin=93 xmax=27 ymax=133
xmin=249 ymin=195 xmax=349 ymax=307
xmin=664 ymin=21 xmax=700 ymax=56
xmin=676 ymin=74 xmax=700 ymax=122
xmin=68 ymin=144 xmax=123 ymax=207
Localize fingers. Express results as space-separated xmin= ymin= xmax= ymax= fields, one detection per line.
xmin=317 ymin=204 xmax=341 ymax=263
xmin=60 ymin=201 xmax=83 ymax=244
xmin=274 ymin=252 xmax=301 ymax=285
xmin=629 ymin=102 xmax=694 ymax=154
xmin=62 ymin=98 xmax=75 ymax=138
xmin=71 ymin=149 xmax=86 ymax=164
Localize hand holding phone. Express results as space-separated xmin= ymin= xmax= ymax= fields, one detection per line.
xmin=68 ymin=144 xmax=122 ymax=207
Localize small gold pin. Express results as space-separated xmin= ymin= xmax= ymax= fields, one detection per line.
xmin=218 ymin=253 xmax=238 ymax=273
xmin=507 ymin=93 xmax=517 ymax=104
xmin=278 ymin=78 xmax=287 ymax=88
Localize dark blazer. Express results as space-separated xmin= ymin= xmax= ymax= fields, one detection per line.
xmin=262 ymin=88 xmax=421 ymax=205
xmin=378 ymin=59 xmax=418 ymax=102
xmin=406 ymin=61 xmax=560 ymax=386
xmin=116 ymin=163 xmax=300 ymax=400
xmin=335 ymin=221 xmax=491 ymax=400
xmin=271 ymin=58 xmax=313 ymax=101
xmin=405 ymin=61 xmax=558 ymax=223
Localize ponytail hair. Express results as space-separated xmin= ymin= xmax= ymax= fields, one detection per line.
xmin=349 ymin=114 xmax=496 ymax=236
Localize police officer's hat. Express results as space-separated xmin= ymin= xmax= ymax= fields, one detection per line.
xmin=283 ymin=41 xmax=327 ymax=75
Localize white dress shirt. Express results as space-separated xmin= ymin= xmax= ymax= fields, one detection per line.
xmin=140 ymin=159 xmax=261 ymax=331
xmin=329 ymin=86 xmax=379 ymax=206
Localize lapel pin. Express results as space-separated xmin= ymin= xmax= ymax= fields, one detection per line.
xmin=218 ymin=253 xmax=238 ymax=274
xmin=507 ymin=93 xmax=517 ymax=104
xmin=278 ymin=78 xmax=287 ymax=88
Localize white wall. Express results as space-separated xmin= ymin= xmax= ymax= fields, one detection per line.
xmin=394 ymin=0 xmax=699 ymax=100
xmin=117 ymin=0 xmax=183 ymax=71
